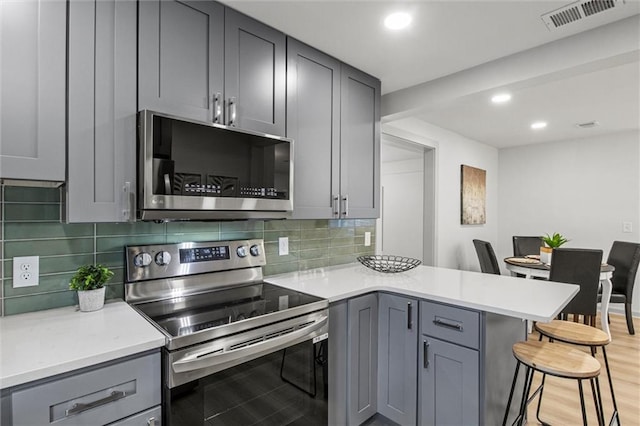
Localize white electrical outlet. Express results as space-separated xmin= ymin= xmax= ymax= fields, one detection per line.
xmin=13 ymin=256 xmax=39 ymax=288
xmin=278 ymin=237 xmax=289 ymax=256
xmin=623 ymin=222 xmax=633 ymax=233
xmin=364 ymin=231 xmax=371 ymax=247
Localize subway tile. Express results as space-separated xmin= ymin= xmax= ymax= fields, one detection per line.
xmin=165 ymin=222 xmax=220 ymax=235
xmin=299 ymin=238 xmax=329 ymax=251
xmin=329 ymin=236 xmax=355 ymax=247
xmin=3 ymin=187 xmax=61 ymax=203
xmin=329 ymin=227 xmax=354 ymax=238
xmin=299 ymin=258 xmax=329 ymax=271
xmin=264 ymin=220 xmax=302 ymax=231
xmin=105 ymin=283 xmax=124 ymax=301
xmin=264 ymin=241 xmax=300 ymax=256
xmin=96 ymin=252 xmax=126 ymax=269
xmin=4 ymin=203 xmax=60 ymax=222
xmin=328 ymin=246 xmax=355 ymax=256
xmin=355 ymin=219 xmax=377 ymax=227
xmin=329 ymin=219 xmax=355 ymax=228
xmin=4 ymin=291 xmax=77 ymax=315
xmin=4 ymin=273 xmax=75 ymax=297
xmin=4 ymin=237 xmax=94 ymax=258
xmin=300 ymin=229 xmax=329 ymax=240
xmin=298 ymin=247 xmax=329 ymax=260
xmin=354 ymin=226 xmax=375 ymax=236
xmin=0 ymin=297 xmax=3 ymax=316
xmin=299 ymin=220 xmax=329 ymax=230
xmin=4 ymin=222 xmax=94 ymax=240
xmin=96 ymin=235 xmax=167 ymax=253
xmin=263 ymin=262 xmax=299 ymax=277
xmin=165 ymin=232 xmax=221 ymax=244
xmin=219 ymin=231 xmax=264 ymax=241
xmin=97 ymin=222 xmax=166 ymax=236
xmin=328 ymin=255 xmax=357 ymax=266
xmin=220 ymin=221 xmax=264 ymax=232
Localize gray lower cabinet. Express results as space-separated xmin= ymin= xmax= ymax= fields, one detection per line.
xmin=377 ymin=294 xmax=418 ymax=425
xmin=138 ymin=1 xmax=286 ymax=136
xmin=0 ymin=0 xmax=66 ymax=183
xmin=66 ymin=0 xmax=137 ymax=223
xmin=4 ymin=351 xmax=161 ymax=426
xmin=286 ymin=38 xmax=381 ymax=219
xmin=328 ymin=293 xmax=380 ymax=425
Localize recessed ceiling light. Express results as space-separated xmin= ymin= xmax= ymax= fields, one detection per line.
xmin=384 ymin=12 xmax=412 ymax=30
xmin=531 ymin=121 xmax=547 ymax=130
xmin=491 ymin=93 xmax=512 ymax=104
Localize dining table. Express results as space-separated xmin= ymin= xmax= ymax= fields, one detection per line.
xmin=504 ymin=257 xmax=615 ymax=339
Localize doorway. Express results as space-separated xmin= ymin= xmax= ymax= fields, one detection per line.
xmin=376 ymin=134 xmax=435 ymax=265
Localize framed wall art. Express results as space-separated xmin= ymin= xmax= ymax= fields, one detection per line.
xmin=460 ymin=164 xmax=486 ymax=225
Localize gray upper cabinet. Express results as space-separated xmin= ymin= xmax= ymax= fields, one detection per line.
xmin=66 ymin=0 xmax=137 ymax=223
xmin=377 ymin=294 xmax=418 ymax=425
xmin=340 ymin=65 xmax=381 ymax=219
xmin=225 ymin=8 xmax=286 ymax=136
xmin=138 ymin=2 xmax=285 ymax=136
xmin=287 ymin=39 xmax=380 ymax=219
xmin=286 ymin=38 xmax=340 ymax=219
xmin=138 ymin=0 xmax=224 ymax=123
xmin=0 ymin=0 xmax=66 ymax=183
xmin=348 ymin=293 xmax=378 ymax=425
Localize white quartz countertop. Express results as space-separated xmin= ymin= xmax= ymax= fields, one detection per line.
xmin=0 ymin=301 xmax=166 ymax=389
xmin=265 ymin=263 xmax=579 ymax=322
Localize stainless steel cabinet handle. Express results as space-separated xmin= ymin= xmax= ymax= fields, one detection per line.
xmin=228 ymin=97 xmax=237 ymax=127
xmin=407 ymin=302 xmax=413 ymax=330
xmin=333 ymin=195 xmax=340 ymax=217
xmin=147 ymin=417 xmax=156 ymax=426
xmin=341 ymin=195 xmax=348 ymax=217
xmin=65 ymin=390 xmax=127 ymax=417
xmin=423 ymin=340 xmax=430 ymax=369
xmin=122 ymin=182 xmax=135 ymax=223
xmin=433 ymin=318 xmax=463 ymax=331
xmin=213 ymin=92 xmax=222 ymax=123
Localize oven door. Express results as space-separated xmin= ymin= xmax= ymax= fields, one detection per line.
xmin=164 ymin=338 xmax=328 ymax=426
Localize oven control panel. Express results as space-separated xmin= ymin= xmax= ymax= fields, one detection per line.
xmin=125 ymin=239 xmax=266 ymax=282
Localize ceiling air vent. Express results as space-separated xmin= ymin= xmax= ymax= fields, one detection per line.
xmin=541 ymin=0 xmax=624 ymax=31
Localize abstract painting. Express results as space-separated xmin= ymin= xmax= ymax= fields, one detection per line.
xmin=461 ymin=165 xmax=486 ymax=225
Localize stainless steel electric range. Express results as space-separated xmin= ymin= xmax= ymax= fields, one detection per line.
xmin=125 ymin=239 xmax=329 ymax=426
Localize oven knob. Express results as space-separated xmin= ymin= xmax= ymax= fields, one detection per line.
xmin=250 ymin=244 xmax=260 ymax=257
xmin=236 ymin=246 xmax=248 ymax=258
xmin=155 ymin=251 xmax=172 ymax=266
xmin=133 ymin=252 xmax=152 ymax=267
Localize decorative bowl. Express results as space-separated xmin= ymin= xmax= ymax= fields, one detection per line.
xmin=357 ymin=255 xmax=422 ymax=273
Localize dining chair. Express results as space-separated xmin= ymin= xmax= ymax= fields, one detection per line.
xmin=473 ymin=239 xmax=501 ymax=275
xmin=512 ymin=236 xmax=543 ymax=257
xmin=597 ymin=240 xmax=640 ymax=335
xmin=549 ymin=248 xmax=603 ymax=326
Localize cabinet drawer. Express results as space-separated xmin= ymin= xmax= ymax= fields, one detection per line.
xmin=107 ymin=405 xmax=161 ymax=426
xmin=420 ymin=301 xmax=480 ymax=349
xmin=12 ymin=352 xmax=160 ymax=426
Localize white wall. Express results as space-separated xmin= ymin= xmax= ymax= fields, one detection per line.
xmin=383 ymin=118 xmax=499 ymax=272
xmin=498 ymin=130 xmax=640 ymax=315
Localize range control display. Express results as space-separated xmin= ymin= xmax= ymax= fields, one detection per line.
xmin=179 ymin=246 xmax=230 ymax=263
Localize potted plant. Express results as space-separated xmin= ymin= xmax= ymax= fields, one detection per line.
xmin=540 ymin=232 xmax=569 ymax=264
xmin=69 ymin=264 xmax=114 ymax=312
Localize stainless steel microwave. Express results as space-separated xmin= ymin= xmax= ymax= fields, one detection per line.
xmin=137 ymin=110 xmax=293 ymax=221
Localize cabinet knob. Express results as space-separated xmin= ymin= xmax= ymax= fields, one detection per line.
xmin=147 ymin=417 xmax=156 ymax=426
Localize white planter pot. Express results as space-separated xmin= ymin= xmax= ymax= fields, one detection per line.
xmin=540 ymin=247 xmax=553 ymax=265
xmin=77 ymin=287 xmax=106 ymax=312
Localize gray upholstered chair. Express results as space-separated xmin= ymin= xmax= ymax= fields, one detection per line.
xmin=473 ymin=239 xmax=501 ymax=275
xmin=512 ymin=236 xmax=543 ymax=257
xmin=598 ymin=241 xmax=640 ymax=335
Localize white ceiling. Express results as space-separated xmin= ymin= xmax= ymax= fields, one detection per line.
xmin=222 ymin=0 xmax=640 ymax=148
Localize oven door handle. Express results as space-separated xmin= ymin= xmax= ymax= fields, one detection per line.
xmin=172 ymin=315 xmax=328 ymax=373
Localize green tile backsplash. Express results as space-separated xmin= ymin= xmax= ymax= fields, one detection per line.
xmin=0 ymin=186 xmax=375 ymax=316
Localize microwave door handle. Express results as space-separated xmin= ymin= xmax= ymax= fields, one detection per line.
xmin=172 ymin=315 xmax=328 ymax=373
xmin=163 ymin=174 xmax=172 ymax=195
xmin=228 ymin=97 xmax=237 ymax=127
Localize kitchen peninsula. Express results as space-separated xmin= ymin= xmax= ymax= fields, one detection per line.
xmin=266 ymin=263 xmax=579 ymax=425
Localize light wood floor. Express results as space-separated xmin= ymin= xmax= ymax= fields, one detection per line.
xmin=521 ymin=313 xmax=640 ymax=425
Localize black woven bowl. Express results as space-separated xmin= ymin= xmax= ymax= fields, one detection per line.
xmin=357 ymin=255 xmax=421 ymax=273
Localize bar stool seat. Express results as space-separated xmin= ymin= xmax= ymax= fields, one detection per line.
xmin=535 ymin=320 xmax=619 ymax=425
xmin=503 ymin=340 xmax=604 ymax=426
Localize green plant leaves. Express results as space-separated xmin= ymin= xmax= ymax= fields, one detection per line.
xmin=69 ymin=264 xmax=114 ymax=291
xmin=542 ymin=232 xmax=569 ymax=249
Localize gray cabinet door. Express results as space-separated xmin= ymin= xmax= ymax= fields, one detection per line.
xmin=348 ymin=293 xmax=378 ymax=425
xmin=224 ymin=8 xmax=285 ymax=136
xmin=340 ymin=64 xmax=381 ymax=219
xmin=66 ymin=0 xmax=137 ymax=223
xmin=419 ymin=336 xmax=479 ymax=426
xmin=0 ymin=0 xmax=65 ymax=182
xmin=138 ymin=0 xmax=224 ymax=123
xmin=378 ymin=294 xmax=418 ymax=425
xmin=287 ymin=38 xmax=340 ymax=219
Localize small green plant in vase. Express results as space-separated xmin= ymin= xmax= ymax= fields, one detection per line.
xmin=69 ymin=264 xmax=114 ymax=312
xmin=540 ymin=232 xmax=569 ymax=264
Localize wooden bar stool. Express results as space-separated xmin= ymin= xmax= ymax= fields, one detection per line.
xmin=535 ymin=320 xmax=620 ymax=425
xmin=502 ymin=340 xmax=604 ymax=426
